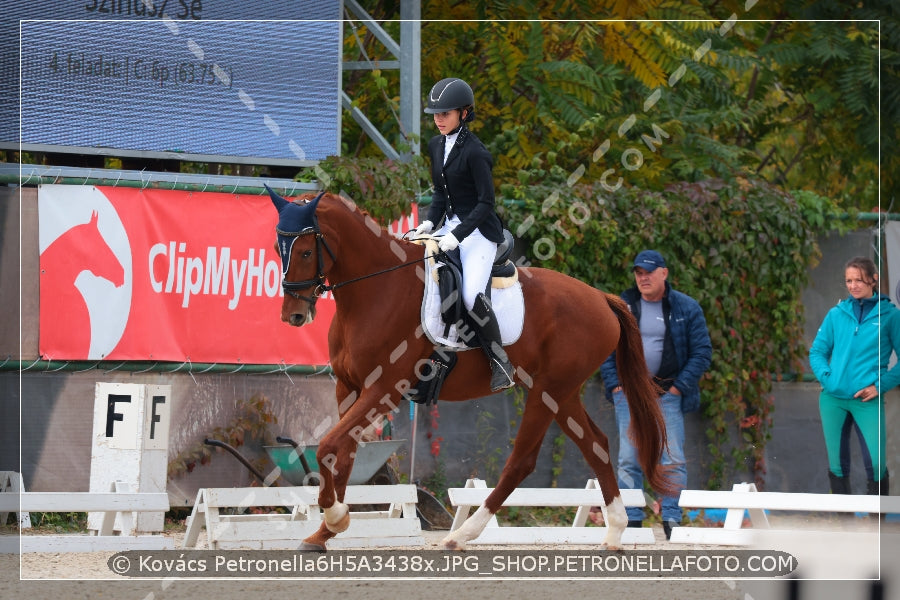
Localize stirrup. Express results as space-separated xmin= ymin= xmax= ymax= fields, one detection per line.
xmin=489 ymin=358 xmax=515 ymax=392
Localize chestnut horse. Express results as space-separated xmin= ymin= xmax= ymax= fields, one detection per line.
xmin=267 ymin=188 xmax=672 ymax=551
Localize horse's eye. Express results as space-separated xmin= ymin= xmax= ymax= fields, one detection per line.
xmin=303 ymin=250 xmax=313 ymax=258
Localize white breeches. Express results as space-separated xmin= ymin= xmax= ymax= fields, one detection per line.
xmin=436 ymin=216 xmax=497 ymax=310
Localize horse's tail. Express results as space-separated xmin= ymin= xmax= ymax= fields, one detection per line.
xmin=606 ymin=293 xmax=677 ymax=497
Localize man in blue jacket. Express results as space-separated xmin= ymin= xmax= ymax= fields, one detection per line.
xmin=600 ymin=250 xmax=712 ymax=540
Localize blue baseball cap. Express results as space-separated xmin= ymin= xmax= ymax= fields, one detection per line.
xmin=633 ymin=250 xmax=667 ymax=272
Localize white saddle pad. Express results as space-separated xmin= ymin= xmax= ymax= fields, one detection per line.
xmin=419 ymin=240 xmax=524 ymax=350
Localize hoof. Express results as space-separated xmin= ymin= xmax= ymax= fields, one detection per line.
xmin=440 ymin=537 xmax=466 ymax=551
xmin=298 ymin=540 xmax=326 ymax=552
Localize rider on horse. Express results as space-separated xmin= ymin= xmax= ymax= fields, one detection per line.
xmin=414 ymin=77 xmax=515 ymax=392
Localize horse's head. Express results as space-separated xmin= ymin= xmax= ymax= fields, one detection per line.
xmin=267 ymin=185 xmax=334 ymax=327
xmin=75 ymin=210 xmax=125 ymax=287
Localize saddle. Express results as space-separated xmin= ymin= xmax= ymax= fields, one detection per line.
xmin=407 ymin=230 xmax=522 ymax=406
xmin=436 ymin=229 xmax=517 ymax=341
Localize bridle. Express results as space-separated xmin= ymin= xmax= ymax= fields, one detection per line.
xmin=277 ymin=196 xmax=336 ymax=305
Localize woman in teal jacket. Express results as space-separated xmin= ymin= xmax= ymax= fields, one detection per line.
xmin=809 ymin=256 xmax=900 ymax=495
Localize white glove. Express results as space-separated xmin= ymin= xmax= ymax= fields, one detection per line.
xmin=438 ymin=232 xmax=460 ymax=252
xmin=414 ymin=220 xmax=433 ymax=237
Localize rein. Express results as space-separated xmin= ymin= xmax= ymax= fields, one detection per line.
xmin=280 ymin=206 xmax=440 ymax=301
xmin=322 ymin=252 xmax=440 ymax=294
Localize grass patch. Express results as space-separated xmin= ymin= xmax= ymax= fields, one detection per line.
xmin=8 ymin=510 xmax=192 ymax=534
xmin=495 ymin=506 xmax=581 ymax=527
xmin=23 ymin=512 xmax=87 ymax=533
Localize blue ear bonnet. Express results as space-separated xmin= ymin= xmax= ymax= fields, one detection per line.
xmin=266 ymin=185 xmax=324 ymax=274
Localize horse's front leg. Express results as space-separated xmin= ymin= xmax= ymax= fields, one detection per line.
xmin=299 ymin=382 xmax=379 ymax=551
xmin=298 ymin=451 xmax=351 ymax=552
xmin=315 ymin=384 xmax=359 ymax=537
xmin=321 ymin=491 xmax=351 ymax=534
xmin=441 ymin=505 xmax=495 ymax=551
xmin=302 ymin=439 xmax=352 ymax=544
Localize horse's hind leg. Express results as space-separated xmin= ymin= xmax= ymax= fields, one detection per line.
xmin=441 ymin=397 xmax=554 ymax=551
xmin=556 ymin=402 xmax=628 ymax=550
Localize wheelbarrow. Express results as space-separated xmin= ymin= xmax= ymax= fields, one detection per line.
xmin=204 ymin=436 xmax=454 ymax=530
xmin=202 ymin=437 xmax=405 ymax=486
xmin=263 ymin=437 xmax=406 ymax=486
xmin=264 ymin=437 xmax=453 ymax=530
xmin=203 ymin=438 xmax=279 ymax=485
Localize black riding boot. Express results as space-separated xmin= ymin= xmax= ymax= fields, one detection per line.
xmin=469 ymin=293 xmax=515 ymax=392
xmin=828 ymin=470 xmax=850 ymax=495
xmin=866 ymin=471 xmax=890 ymax=495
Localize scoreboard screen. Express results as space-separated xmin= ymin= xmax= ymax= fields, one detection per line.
xmin=2 ymin=1 xmax=342 ymax=164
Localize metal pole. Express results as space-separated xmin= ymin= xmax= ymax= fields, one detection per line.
xmin=408 ymin=401 xmax=418 ymax=482
xmin=399 ymin=0 xmax=421 ymax=159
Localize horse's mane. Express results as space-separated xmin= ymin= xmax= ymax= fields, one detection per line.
xmin=291 ymin=191 xmax=424 ymax=253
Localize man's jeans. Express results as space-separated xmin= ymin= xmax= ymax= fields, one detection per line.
xmin=612 ymin=389 xmax=686 ymax=525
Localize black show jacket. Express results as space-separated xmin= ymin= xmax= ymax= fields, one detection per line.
xmin=425 ymin=126 xmax=504 ymax=243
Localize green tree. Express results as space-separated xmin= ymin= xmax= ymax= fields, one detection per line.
xmin=708 ymin=0 xmax=898 ymax=209
xmin=338 ymin=3 xmax=894 ymax=210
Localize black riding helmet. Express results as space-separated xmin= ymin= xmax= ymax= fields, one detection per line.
xmin=424 ymin=77 xmax=475 ymax=122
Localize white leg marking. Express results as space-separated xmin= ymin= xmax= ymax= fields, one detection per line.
xmin=323 ymin=501 xmax=350 ymax=533
xmin=603 ymin=495 xmax=627 ymax=549
xmin=441 ymin=505 xmax=494 ymax=550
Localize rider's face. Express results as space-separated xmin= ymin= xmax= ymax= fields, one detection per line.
xmin=433 ymin=109 xmax=464 ymax=135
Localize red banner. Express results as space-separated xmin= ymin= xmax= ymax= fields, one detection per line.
xmin=37 ymin=184 xmax=416 ymax=364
